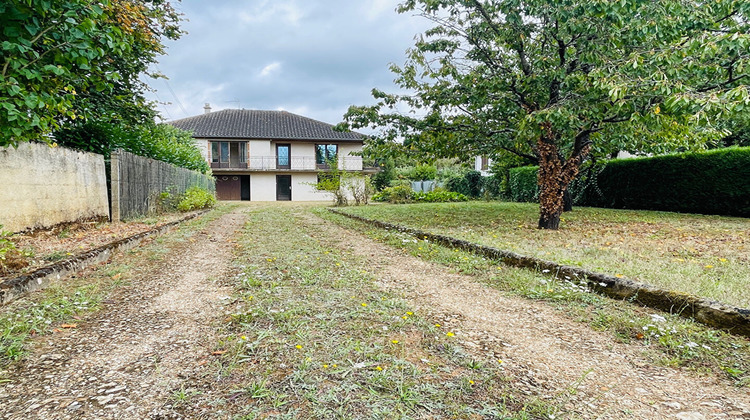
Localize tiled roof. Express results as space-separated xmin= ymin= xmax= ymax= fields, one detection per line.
xmin=167 ymin=109 xmax=363 ymax=141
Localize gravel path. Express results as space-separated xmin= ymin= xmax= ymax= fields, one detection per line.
xmin=0 ymin=209 xmax=246 ymax=420
xmin=310 ymin=211 xmax=750 ymax=420
xmin=1 ymin=205 xmax=748 ymax=419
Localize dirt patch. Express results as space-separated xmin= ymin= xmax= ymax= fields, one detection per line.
xmin=314 ymin=212 xmax=750 ymax=419
xmin=0 ymin=208 xmax=246 ymax=419
xmin=2 ymin=213 xmax=194 ymax=279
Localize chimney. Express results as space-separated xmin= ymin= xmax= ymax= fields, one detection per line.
xmin=203 ymin=103 xmax=212 ymax=114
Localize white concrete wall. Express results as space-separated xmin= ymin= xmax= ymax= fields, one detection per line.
xmin=292 ymin=173 xmax=333 ymax=201
xmin=0 ymin=143 xmax=109 ymax=232
xmin=193 ymin=139 xmax=209 ymax=162
xmin=250 ymin=173 xmax=277 ymax=201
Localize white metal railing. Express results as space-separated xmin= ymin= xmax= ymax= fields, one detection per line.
xmin=231 ymin=156 xmax=362 ymax=171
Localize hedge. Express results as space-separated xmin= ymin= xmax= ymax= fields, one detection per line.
xmin=508 ymin=147 xmax=750 ymax=217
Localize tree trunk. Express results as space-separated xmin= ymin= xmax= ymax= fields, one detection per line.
xmin=563 ymin=189 xmax=573 ymax=212
xmin=536 ymin=126 xmax=590 ymax=230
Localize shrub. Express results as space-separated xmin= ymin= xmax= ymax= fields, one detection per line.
xmin=0 ymin=225 xmax=30 ymax=276
xmin=177 ymin=187 xmax=216 ymax=212
xmin=371 ymin=158 xmax=395 ymax=191
xmin=414 ymin=190 xmax=468 ymax=202
xmin=372 ymin=185 xmax=414 ymax=203
xmin=507 ymin=147 xmax=750 ymax=217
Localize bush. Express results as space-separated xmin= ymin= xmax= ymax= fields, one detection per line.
xmin=507 ymin=147 xmax=750 ymax=217
xmin=177 ymin=187 xmax=216 ymax=212
xmin=508 ymin=166 xmax=539 ymax=202
xmin=372 ymin=185 xmax=414 ymax=203
xmin=414 ymin=190 xmax=468 ymax=202
xmin=0 ymin=225 xmax=30 ymax=275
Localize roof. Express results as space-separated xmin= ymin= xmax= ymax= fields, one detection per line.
xmin=167 ymin=109 xmax=363 ymax=142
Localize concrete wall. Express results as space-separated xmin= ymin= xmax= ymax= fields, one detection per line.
xmin=0 ymin=143 xmax=109 ymax=233
xmin=292 ymin=173 xmax=333 ymax=201
xmin=193 ymin=139 xmax=209 ymax=162
xmin=250 ymin=173 xmax=277 ymax=201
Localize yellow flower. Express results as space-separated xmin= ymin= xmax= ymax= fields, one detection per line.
xmin=240 ymin=335 xmax=247 ymax=340
xmin=295 ymin=345 xmax=302 ymax=349
xmin=719 ymin=258 xmax=728 ymax=262
xmin=361 ymin=303 xmax=368 ymax=307
xmin=434 ymin=323 xmax=441 ymax=328
xmin=469 ymin=380 xmax=475 ymax=385
xmin=332 ymin=364 xmax=337 ymax=368
xmin=375 ymin=366 xmax=383 ymax=371
xmin=406 ymin=312 xmax=413 ymax=315
xmin=497 ymin=359 xmax=504 ymax=364
xmin=402 ymin=316 xmax=408 ymax=319
xmin=391 ymin=340 xmax=400 ymax=344
xmin=446 ymin=332 xmax=455 ymax=337
xmin=323 ymin=364 xmax=328 ymax=369
xmin=615 ymin=274 xmax=624 ymax=278
xmin=705 ymin=265 xmax=714 ymax=269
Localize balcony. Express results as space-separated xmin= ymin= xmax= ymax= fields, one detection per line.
xmin=210 ymin=156 xmax=363 ymax=172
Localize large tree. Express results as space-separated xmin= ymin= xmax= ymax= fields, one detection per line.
xmin=0 ymin=0 xmax=182 ymax=147
xmin=342 ymin=0 xmax=750 ymax=229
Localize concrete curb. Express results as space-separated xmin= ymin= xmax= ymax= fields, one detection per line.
xmin=329 ymin=208 xmax=750 ymax=338
xmin=0 ymin=210 xmax=208 ymax=306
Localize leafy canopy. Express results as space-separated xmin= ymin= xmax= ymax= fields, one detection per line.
xmin=342 ymin=0 xmax=750 ymax=161
xmin=0 ymin=0 xmax=182 ymax=147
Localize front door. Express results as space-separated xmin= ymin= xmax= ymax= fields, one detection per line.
xmin=240 ymin=175 xmax=250 ymax=201
xmin=276 ymin=175 xmax=292 ymax=201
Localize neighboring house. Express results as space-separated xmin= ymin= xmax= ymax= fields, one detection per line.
xmin=169 ymin=106 xmax=365 ymax=201
xmin=474 ymin=155 xmax=493 ymax=176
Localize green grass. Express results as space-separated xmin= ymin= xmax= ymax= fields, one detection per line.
xmin=338 ymin=202 xmax=750 ymax=309
xmin=186 ymin=205 xmax=565 ymax=419
xmin=320 ymin=206 xmax=750 ymax=388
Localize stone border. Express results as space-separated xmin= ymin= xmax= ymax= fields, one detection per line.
xmin=0 ymin=211 xmax=208 ymax=305
xmin=329 ymin=209 xmax=750 ymax=338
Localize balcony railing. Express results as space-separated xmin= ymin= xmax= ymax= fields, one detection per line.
xmin=211 ymin=156 xmax=363 ymax=171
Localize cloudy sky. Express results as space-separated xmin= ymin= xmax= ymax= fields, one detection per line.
xmin=147 ymin=0 xmax=431 ymax=128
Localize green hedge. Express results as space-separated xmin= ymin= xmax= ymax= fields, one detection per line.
xmin=508 ymin=147 xmax=750 ymax=217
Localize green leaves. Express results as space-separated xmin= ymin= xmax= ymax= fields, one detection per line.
xmin=0 ymin=0 xmax=183 ymax=147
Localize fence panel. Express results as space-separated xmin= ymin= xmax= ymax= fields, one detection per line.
xmin=111 ymin=149 xmax=215 ymax=221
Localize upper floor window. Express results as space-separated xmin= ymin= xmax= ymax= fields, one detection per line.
xmin=315 ymin=144 xmax=338 ymax=166
xmin=210 ymin=141 xmax=246 ymax=168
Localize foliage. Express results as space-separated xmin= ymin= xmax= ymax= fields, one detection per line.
xmin=443 ymin=170 xmax=484 ymax=198
xmin=509 ymin=147 xmax=750 ymax=217
xmin=396 ymin=163 xmax=438 ymax=181
xmin=0 ymin=0 xmax=183 ymax=147
xmin=371 ymin=157 xmax=395 ymax=191
xmin=177 ymin=187 xmax=216 ymax=212
xmin=415 ymin=190 xmax=468 ymax=203
xmin=372 ymin=185 xmax=415 ymax=204
xmin=0 ymin=225 xmax=29 ymax=275
xmin=341 ymin=0 xmax=750 ymax=229
xmin=508 ymin=167 xmax=540 ymax=203
xmin=55 ymin=121 xmax=210 ymax=174
xmin=373 ymin=185 xmax=468 ymax=203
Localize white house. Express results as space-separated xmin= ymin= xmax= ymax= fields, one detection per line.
xmin=474 ymin=155 xmax=493 ymax=176
xmin=169 ymin=107 xmax=365 ymax=201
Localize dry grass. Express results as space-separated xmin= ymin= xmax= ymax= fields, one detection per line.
xmin=341 ymin=202 xmax=750 ymax=309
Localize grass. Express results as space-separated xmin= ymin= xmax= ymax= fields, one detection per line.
xmin=0 ymin=204 xmax=237 ymax=366
xmin=189 ymin=204 xmax=566 ymax=418
xmin=320 ymin=206 xmax=750 ymax=388
xmin=337 ymin=201 xmax=750 ymax=309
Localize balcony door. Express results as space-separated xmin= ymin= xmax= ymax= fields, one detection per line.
xmin=276 ymin=144 xmax=290 ymax=169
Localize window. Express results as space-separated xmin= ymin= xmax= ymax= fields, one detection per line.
xmin=211 ymin=142 xmax=220 ymax=163
xmin=239 ymin=142 xmax=247 ymax=163
xmin=315 ymin=144 xmax=338 ymax=166
xmin=481 ymin=156 xmax=489 ymax=171
xmin=220 ymin=142 xmax=229 ymax=163
xmin=277 ymin=144 xmax=290 ymax=169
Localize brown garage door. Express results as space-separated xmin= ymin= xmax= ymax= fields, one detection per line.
xmin=216 ymin=175 xmax=241 ymax=200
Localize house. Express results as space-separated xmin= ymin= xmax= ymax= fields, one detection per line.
xmin=169 ymin=106 xmax=365 ymax=201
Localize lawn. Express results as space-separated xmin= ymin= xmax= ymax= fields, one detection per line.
xmin=338 ymin=202 xmax=750 ymax=309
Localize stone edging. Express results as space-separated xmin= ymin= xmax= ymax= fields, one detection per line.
xmin=0 ymin=210 xmax=208 ymax=306
xmin=329 ymin=208 xmax=750 ymax=338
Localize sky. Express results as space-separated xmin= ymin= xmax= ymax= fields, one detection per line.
xmin=147 ymin=0 xmax=432 ymax=129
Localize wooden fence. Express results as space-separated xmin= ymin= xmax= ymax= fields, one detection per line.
xmin=110 ymin=149 xmax=215 ymax=221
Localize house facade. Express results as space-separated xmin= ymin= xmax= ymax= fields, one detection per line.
xmin=169 ymin=107 xmax=365 ymax=201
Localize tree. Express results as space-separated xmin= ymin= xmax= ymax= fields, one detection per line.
xmin=0 ymin=0 xmax=182 ymax=147
xmin=341 ymin=0 xmax=750 ymax=229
